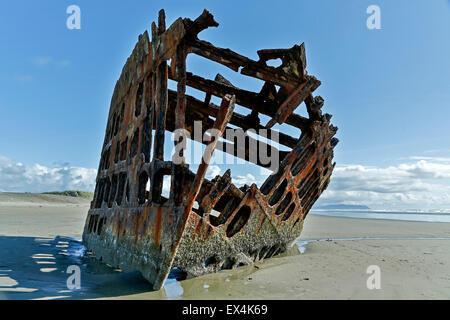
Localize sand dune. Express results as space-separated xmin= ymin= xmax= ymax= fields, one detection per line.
xmin=0 ymin=192 xmax=92 ymax=207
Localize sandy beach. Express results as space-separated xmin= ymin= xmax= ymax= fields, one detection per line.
xmin=0 ymin=193 xmax=449 ymax=300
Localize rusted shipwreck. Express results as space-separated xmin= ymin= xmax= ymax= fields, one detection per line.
xmin=83 ymin=9 xmax=338 ymax=290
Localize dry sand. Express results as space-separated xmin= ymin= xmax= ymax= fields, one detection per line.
xmin=0 ymin=192 xmax=449 ymax=300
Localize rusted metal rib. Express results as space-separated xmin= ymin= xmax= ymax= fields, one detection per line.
xmin=182 ymin=94 xmax=236 ymax=225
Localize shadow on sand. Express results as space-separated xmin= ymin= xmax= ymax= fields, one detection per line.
xmin=0 ymin=235 xmax=157 ymax=300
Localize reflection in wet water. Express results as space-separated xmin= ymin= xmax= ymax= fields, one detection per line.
xmin=163 ymin=278 xmax=184 ymax=299
xmin=0 ymin=235 xmax=153 ymax=300
xmin=0 ymin=235 xmax=306 ymax=300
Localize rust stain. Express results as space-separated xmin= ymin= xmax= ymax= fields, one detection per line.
xmin=256 ymin=214 xmax=266 ymax=235
xmin=154 ymin=207 xmax=162 ymax=247
xmin=194 ymin=217 xmax=203 ymax=237
xmin=203 ymin=224 xmax=213 ymax=240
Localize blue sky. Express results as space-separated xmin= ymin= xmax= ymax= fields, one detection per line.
xmin=0 ymin=1 xmax=449 ymax=209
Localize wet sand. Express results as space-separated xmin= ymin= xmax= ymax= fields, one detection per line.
xmin=0 ymin=193 xmax=449 ymax=299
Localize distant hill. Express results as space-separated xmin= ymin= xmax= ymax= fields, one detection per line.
xmin=315 ymin=204 xmax=371 ymax=210
xmin=0 ymin=191 xmax=92 ymax=207
xmin=42 ymin=190 xmax=94 ymax=198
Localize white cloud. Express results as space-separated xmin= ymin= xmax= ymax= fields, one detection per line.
xmin=31 ymin=56 xmax=70 ymax=68
xmin=319 ymin=157 xmax=450 ymax=210
xmin=58 ymin=59 xmax=71 ymax=67
xmin=161 ymin=175 xmax=171 ymax=198
xmin=32 ymin=56 xmax=53 ymax=67
xmin=206 ymin=165 xmax=221 ymax=180
xmin=408 ymin=156 xmax=450 ymax=162
xmin=13 ymin=75 xmax=34 ymax=83
xmin=232 ymin=173 xmax=258 ymax=187
xmin=0 ymin=155 xmax=96 ymax=193
xmin=2 ymin=153 xmax=450 ymax=210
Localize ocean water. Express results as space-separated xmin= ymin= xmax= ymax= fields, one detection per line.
xmin=310 ymin=209 xmax=450 ymax=223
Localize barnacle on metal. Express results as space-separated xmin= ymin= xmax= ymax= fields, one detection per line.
xmin=82 ymin=9 xmax=338 ymax=290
